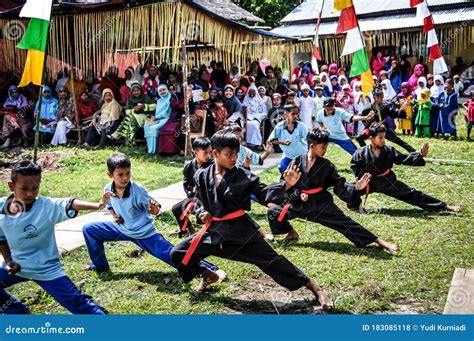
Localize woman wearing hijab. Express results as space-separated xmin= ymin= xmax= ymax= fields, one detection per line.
xmin=436 ymin=78 xmax=458 ymax=139
xmin=371 ymin=51 xmax=386 ymax=78
xmin=408 ymin=64 xmax=425 ymax=90
xmin=51 ymin=86 xmax=76 ymax=146
xmin=389 ymin=60 xmax=402 ymax=93
xmin=414 ymin=77 xmax=427 ymax=99
xmin=229 ymin=64 xmax=242 ymax=82
xmin=329 ymin=75 xmax=341 ymax=96
xmin=243 ymin=85 xmax=267 ymax=147
xmin=77 ymin=90 xmax=97 ymax=125
xmin=142 ymin=64 xmax=160 ymax=100
xmin=381 ymin=79 xmax=397 ymax=101
xmin=34 ymin=85 xmax=58 ymax=135
xmin=319 ymin=72 xmax=332 ymax=96
xmin=223 ymin=85 xmax=244 ymax=125
xmin=352 ymin=82 xmax=372 ymax=135
xmin=396 ymin=82 xmax=414 ymax=134
xmin=258 ymin=86 xmax=272 ymax=112
xmin=430 ymin=75 xmax=445 ymax=99
xmin=1 ymin=85 xmax=30 ymax=148
xmin=143 ymin=85 xmax=172 ymax=154
xmin=110 ymin=82 xmax=155 ymax=146
xmin=328 ymin=63 xmax=338 ymax=76
xmin=84 ymin=88 xmax=122 ymax=148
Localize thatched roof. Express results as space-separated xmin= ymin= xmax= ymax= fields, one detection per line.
xmin=192 ymin=0 xmax=264 ymax=23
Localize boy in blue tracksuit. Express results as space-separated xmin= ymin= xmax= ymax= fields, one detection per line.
xmin=0 ymin=160 xmax=109 ymax=314
xmin=83 ymin=154 xmax=225 ymax=281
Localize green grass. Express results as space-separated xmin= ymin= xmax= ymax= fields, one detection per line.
xmin=2 ymin=121 xmax=473 ymax=314
xmin=0 ymin=145 xmax=186 ymax=203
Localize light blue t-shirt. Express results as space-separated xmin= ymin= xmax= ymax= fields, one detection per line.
xmin=268 ymin=121 xmax=308 ymax=159
xmin=0 ymin=197 xmax=77 ymax=281
xmin=316 ymin=108 xmax=353 ymax=140
xmin=237 ymin=145 xmax=261 ymax=167
xmin=104 ymin=181 xmax=158 ymax=240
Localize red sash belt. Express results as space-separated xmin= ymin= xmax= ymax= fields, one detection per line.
xmin=363 ymin=169 xmax=391 ymax=206
xmin=277 ymin=187 xmax=324 ymax=222
xmin=179 ymin=200 xmax=196 ymax=232
xmin=362 ymin=119 xmax=386 ymax=136
xmin=182 ymin=210 xmax=246 ymax=265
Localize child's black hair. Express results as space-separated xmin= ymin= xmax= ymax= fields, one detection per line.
xmin=107 ymin=153 xmax=131 ymax=173
xmin=307 ymin=128 xmax=330 ymax=145
xmin=192 ymin=136 xmax=211 ymax=150
xmin=224 ymin=124 xmax=242 ymax=133
xmin=214 ymin=95 xmax=224 ymax=103
xmin=368 ymin=122 xmax=387 ymax=138
xmin=211 ymin=130 xmax=240 ymax=152
xmin=445 ymin=78 xmax=454 ymax=86
xmin=11 ymin=160 xmax=42 ymax=183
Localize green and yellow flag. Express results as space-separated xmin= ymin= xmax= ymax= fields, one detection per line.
xmin=17 ymin=0 xmax=52 ymax=87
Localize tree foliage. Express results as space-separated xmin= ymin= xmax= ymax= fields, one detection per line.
xmin=234 ymin=0 xmax=303 ymax=28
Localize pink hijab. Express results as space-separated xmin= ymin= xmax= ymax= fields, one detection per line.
xmin=329 ymin=63 xmax=338 ymax=76
xmin=408 ymin=64 xmax=425 ymax=89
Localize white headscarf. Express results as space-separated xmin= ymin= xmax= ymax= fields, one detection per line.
xmin=430 ymin=75 xmax=445 ymax=98
xmin=353 ymin=81 xmax=362 ymax=103
xmin=414 ymin=76 xmax=427 ymax=99
xmin=243 ymin=85 xmax=267 ymax=119
xmin=319 ymin=72 xmax=332 ymax=92
xmin=381 ymin=79 xmax=397 ymax=100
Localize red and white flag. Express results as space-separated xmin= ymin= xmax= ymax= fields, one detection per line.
xmin=311 ymin=0 xmax=325 ymax=73
xmin=411 ymin=0 xmax=448 ymax=75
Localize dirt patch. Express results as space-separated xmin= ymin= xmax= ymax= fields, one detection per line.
xmin=0 ymin=150 xmax=72 ymax=183
xmin=386 ymin=297 xmax=427 ymax=314
xmin=220 ymin=275 xmax=330 ymax=315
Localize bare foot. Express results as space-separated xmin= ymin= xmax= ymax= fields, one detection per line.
xmin=306 ymin=281 xmax=333 ymax=311
xmin=376 ymin=238 xmax=399 ymax=254
xmin=281 ymin=230 xmax=299 ymax=244
xmin=82 ymin=265 xmax=92 ymax=271
xmin=258 ymin=228 xmax=274 ymax=242
xmin=447 ymin=205 xmax=461 ymax=212
xmin=196 ymin=269 xmax=220 ymax=293
xmin=215 ymin=269 xmax=228 ymax=283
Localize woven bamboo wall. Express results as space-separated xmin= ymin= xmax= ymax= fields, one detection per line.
xmin=0 ymin=2 xmax=294 ymax=82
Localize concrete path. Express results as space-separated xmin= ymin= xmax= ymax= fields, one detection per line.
xmin=54 ymin=153 xmax=282 ymax=255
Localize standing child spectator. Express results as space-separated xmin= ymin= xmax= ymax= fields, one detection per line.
xmin=414 ymin=89 xmax=432 ymax=138
xmin=462 ymin=92 xmax=474 ymax=140
xmin=436 ymin=79 xmax=458 ymax=140
xmin=396 ymin=82 xmax=414 ymax=135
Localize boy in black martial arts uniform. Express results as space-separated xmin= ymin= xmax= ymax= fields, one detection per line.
xmin=356 ymin=89 xmax=416 ymax=153
xmin=349 ymin=123 xmax=460 ymax=213
xmin=171 ymin=137 xmax=213 ymax=237
xmin=267 ymin=128 xmax=398 ymax=253
xmin=171 ymin=131 xmax=333 ymax=310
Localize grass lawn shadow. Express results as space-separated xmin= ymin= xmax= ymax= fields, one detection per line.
xmin=294 ymin=241 xmax=394 ymax=259
xmin=376 ymin=208 xmax=443 ymax=218
xmin=97 ymin=270 xmax=178 ymax=291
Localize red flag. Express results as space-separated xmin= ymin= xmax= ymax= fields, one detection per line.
xmin=410 ymin=0 xmax=424 ymax=7
xmin=336 ymin=6 xmax=357 ymax=34
xmin=423 ymin=15 xmax=434 ymax=32
xmin=429 ymin=44 xmax=443 ymax=61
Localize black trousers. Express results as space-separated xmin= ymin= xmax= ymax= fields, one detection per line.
xmin=267 ymin=203 xmax=378 ymax=247
xmin=351 ymin=178 xmax=447 ymax=211
xmin=85 ymin=121 xmax=120 ymax=148
xmin=171 ymin=236 xmax=310 ymax=291
xmin=171 ymin=199 xmax=202 ymax=234
xmin=356 ymin=127 xmax=416 ymax=153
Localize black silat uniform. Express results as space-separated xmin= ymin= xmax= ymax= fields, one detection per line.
xmin=349 ymin=144 xmax=447 ymax=211
xmin=268 ymin=155 xmax=378 ymax=247
xmin=171 ymin=164 xmax=310 ymax=291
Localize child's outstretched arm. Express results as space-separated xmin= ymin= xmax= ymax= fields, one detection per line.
xmin=0 ymin=241 xmax=21 ymax=275
xmin=71 ymin=191 xmax=115 ymax=211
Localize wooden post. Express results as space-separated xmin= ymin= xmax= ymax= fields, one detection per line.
xmin=33 ymin=4 xmax=54 ymax=163
xmin=182 ymin=35 xmax=192 ymax=157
